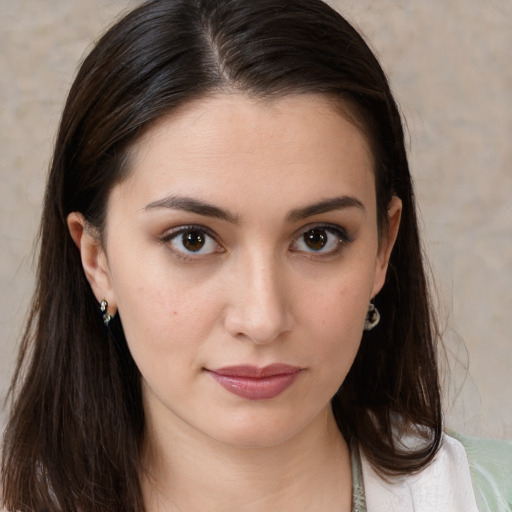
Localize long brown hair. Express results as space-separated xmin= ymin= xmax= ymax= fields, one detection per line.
xmin=2 ymin=0 xmax=442 ymax=510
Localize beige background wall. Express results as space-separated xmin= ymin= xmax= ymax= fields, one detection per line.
xmin=1 ymin=1 xmax=511 ymax=439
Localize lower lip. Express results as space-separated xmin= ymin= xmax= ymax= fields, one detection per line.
xmin=208 ymin=371 xmax=300 ymax=400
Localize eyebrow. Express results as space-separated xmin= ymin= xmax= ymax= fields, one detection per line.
xmin=144 ymin=194 xmax=364 ymax=223
xmin=286 ymin=195 xmax=365 ymax=222
xmin=145 ymin=195 xmax=238 ymax=223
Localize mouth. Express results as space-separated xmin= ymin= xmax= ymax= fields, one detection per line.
xmin=205 ymin=364 xmax=303 ymax=400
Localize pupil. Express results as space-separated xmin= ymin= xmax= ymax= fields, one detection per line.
xmin=304 ymin=229 xmax=327 ymax=251
xmin=183 ymin=231 xmax=205 ymax=252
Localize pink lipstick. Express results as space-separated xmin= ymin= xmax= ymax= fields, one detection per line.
xmin=207 ymin=364 xmax=302 ymax=400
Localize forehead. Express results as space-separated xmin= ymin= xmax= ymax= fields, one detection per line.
xmin=115 ymin=93 xmax=376 ymax=215
xmin=134 ymin=93 xmax=372 ymax=158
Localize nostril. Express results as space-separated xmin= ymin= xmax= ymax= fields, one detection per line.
xmin=223 ymin=295 xmax=292 ymax=345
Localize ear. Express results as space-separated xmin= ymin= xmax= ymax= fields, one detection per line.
xmin=67 ymin=212 xmax=117 ymax=313
xmin=371 ymin=196 xmax=402 ymax=297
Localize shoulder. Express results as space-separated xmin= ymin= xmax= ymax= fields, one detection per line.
xmin=361 ymin=431 xmax=511 ymax=512
xmin=448 ymin=430 xmax=512 ymax=512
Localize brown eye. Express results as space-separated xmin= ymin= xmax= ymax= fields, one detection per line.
xmin=182 ymin=230 xmax=205 ymax=252
xmin=290 ymin=225 xmax=349 ymax=256
xmin=167 ymin=227 xmax=223 ymax=256
xmin=303 ymin=228 xmax=328 ymax=251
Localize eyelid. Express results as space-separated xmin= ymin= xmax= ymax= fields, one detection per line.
xmin=161 ymin=223 xmax=217 ymax=240
xmin=160 ymin=224 xmax=225 ymax=259
xmin=291 ymin=222 xmax=351 ymax=241
xmin=289 ymin=222 xmax=352 ymax=256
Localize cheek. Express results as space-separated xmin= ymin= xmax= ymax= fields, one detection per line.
xmin=310 ymin=294 xmax=366 ymax=356
xmin=109 ymin=249 xmax=222 ymax=370
xmin=295 ymin=264 xmax=374 ymax=370
xmin=303 ymin=264 xmax=374 ymax=326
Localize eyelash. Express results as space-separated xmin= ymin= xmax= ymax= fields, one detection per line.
xmin=161 ymin=225 xmax=224 ymax=261
xmin=289 ymin=223 xmax=352 ymax=259
xmin=160 ymin=223 xmax=352 ymax=261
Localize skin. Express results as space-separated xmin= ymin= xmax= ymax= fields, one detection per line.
xmin=68 ymin=93 xmax=401 ymax=511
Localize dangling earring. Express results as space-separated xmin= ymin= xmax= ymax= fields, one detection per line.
xmin=364 ymin=302 xmax=380 ymax=331
xmin=100 ymin=299 xmax=113 ymax=327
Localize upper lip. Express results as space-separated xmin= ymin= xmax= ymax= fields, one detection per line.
xmin=207 ymin=364 xmax=302 ymax=378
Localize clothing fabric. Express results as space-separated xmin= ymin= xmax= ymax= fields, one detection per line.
xmin=452 ymin=431 xmax=512 ymax=512
xmin=351 ymin=432 xmax=512 ymax=512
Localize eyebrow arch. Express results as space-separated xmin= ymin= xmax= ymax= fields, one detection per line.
xmin=286 ymin=195 xmax=365 ymax=222
xmin=144 ymin=195 xmax=238 ymax=223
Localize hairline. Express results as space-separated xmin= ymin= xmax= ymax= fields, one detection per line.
xmin=98 ymin=88 xmax=384 ymax=243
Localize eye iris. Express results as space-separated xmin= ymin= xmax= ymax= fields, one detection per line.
xmin=304 ymin=229 xmax=328 ymax=251
xmin=182 ymin=230 xmax=205 ymax=252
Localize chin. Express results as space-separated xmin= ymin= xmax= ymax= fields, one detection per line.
xmin=204 ymin=406 xmax=328 ymax=450
xmin=210 ymin=427 xmax=301 ymax=450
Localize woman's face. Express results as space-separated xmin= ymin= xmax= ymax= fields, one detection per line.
xmin=79 ymin=94 xmax=400 ymax=448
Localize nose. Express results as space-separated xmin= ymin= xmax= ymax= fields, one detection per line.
xmin=223 ymin=251 xmax=293 ymax=345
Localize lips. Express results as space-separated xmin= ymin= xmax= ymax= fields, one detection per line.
xmin=206 ymin=364 xmax=302 ymax=400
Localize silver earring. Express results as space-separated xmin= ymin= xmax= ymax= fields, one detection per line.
xmin=100 ymin=299 xmax=113 ymax=327
xmin=364 ymin=302 xmax=380 ymax=331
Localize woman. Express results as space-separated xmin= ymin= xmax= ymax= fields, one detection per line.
xmin=1 ymin=0 xmax=510 ymax=510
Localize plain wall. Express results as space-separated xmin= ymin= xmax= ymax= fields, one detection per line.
xmin=1 ymin=0 xmax=511 ymax=438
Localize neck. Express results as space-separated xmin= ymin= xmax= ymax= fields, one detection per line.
xmin=141 ymin=406 xmax=352 ymax=512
